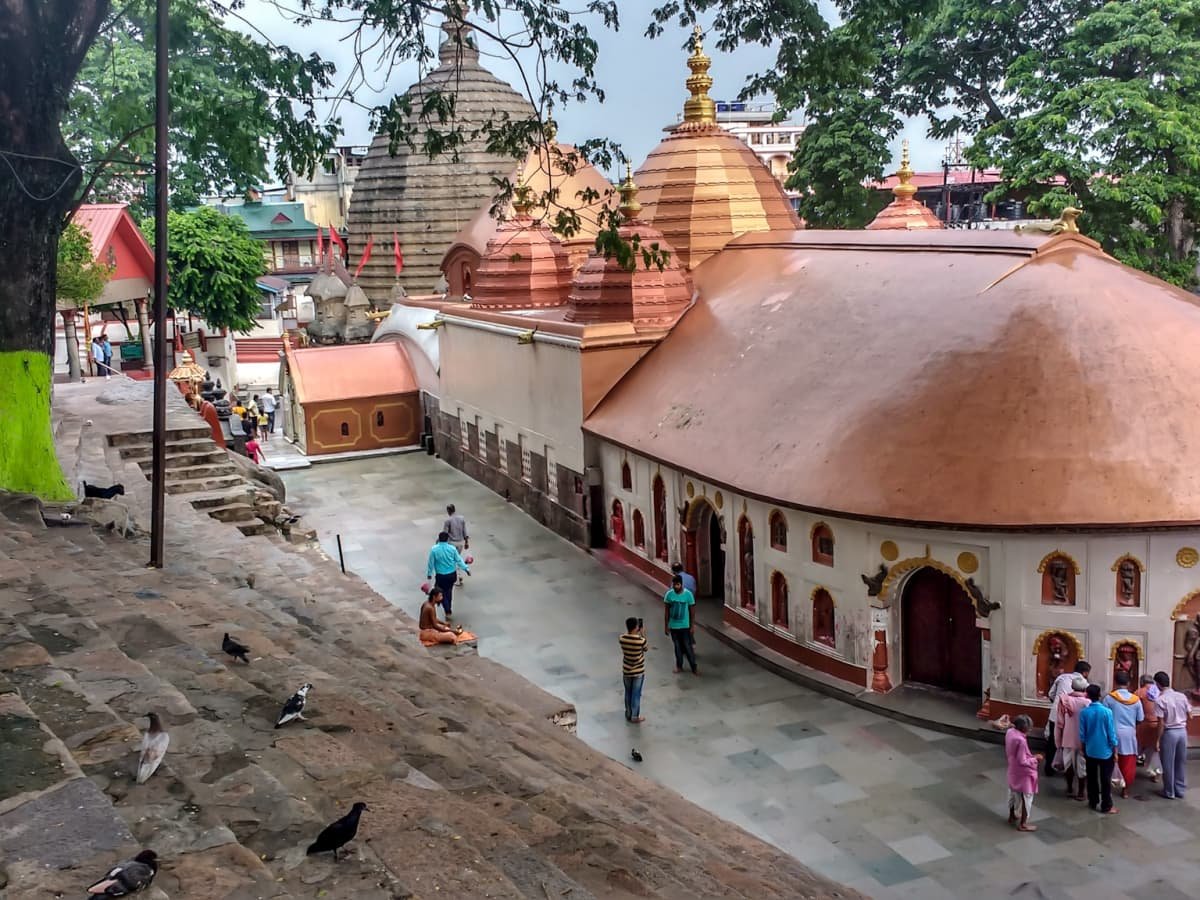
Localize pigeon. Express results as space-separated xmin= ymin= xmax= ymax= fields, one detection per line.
xmin=306 ymin=802 xmax=368 ymax=861
xmin=276 ymin=683 xmax=313 ymax=728
xmin=631 ymin=748 xmax=643 ymax=763
xmin=222 ymin=632 xmax=250 ymax=663
xmin=136 ymin=712 xmax=169 ymax=784
xmin=85 ymin=849 xmax=158 ymax=896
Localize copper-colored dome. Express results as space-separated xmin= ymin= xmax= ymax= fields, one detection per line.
xmin=586 ymin=228 xmax=1200 ymax=529
xmin=566 ymin=172 xmax=692 ymax=326
xmin=633 ymin=29 xmax=800 ymax=271
xmin=470 ymin=204 xmax=573 ymax=310
xmin=867 ymin=140 xmax=943 ymax=231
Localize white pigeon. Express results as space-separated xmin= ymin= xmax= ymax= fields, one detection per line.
xmin=136 ymin=712 xmax=169 ymax=784
xmin=275 ymin=682 xmax=313 ymax=728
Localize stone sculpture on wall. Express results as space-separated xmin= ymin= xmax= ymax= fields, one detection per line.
xmin=861 ymin=564 xmax=888 ymax=597
xmin=1048 ymin=559 xmax=1071 ymax=604
xmin=1117 ymin=559 xmax=1139 ymax=606
xmin=1034 ymin=630 xmax=1079 ymax=698
xmin=1184 ymin=614 xmax=1200 ymax=698
xmin=1111 ymin=641 xmax=1140 ymax=687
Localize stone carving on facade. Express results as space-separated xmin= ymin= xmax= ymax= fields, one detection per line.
xmin=965 ymin=577 xmax=1000 ymax=617
xmin=1032 ymin=630 xmax=1082 ymax=699
xmin=1184 ymin=614 xmax=1200 ymax=697
xmin=1110 ymin=640 xmax=1141 ymax=687
xmin=861 ymin=563 xmax=888 ymax=597
xmin=1048 ymin=559 xmax=1070 ymax=603
xmin=1117 ymin=559 xmax=1138 ymax=606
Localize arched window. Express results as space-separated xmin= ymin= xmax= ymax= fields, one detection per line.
xmin=375 ymin=411 xmax=384 ymax=427
xmin=738 ymin=516 xmax=755 ymax=610
xmin=769 ymin=510 xmax=788 ymax=551
xmin=1038 ymin=552 xmax=1078 ymax=606
xmin=621 ymin=461 xmax=632 ymax=491
xmin=340 ymin=422 xmax=350 ymax=436
xmin=770 ymin=571 xmax=789 ymax=627
xmin=610 ymin=499 xmax=626 ymax=545
xmin=652 ymin=475 xmax=668 ymax=562
xmin=632 ymin=510 xmax=645 ymax=549
xmin=811 ymin=523 xmax=834 ymax=566
xmin=812 ymin=588 xmax=835 ymax=647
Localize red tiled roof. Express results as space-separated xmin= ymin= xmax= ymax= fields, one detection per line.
xmin=73 ymin=204 xmax=155 ymax=278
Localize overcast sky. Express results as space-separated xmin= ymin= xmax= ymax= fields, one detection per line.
xmin=235 ymin=1 xmax=949 ymax=180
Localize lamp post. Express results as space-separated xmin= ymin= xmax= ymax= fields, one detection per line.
xmin=149 ymin=0 xmax=169 ymax=567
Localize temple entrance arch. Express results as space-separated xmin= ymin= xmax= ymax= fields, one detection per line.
xmin=901 ymin=566 xmax=982 ymax=696
xmin=683 ymin=497 xmax=725 ymax=600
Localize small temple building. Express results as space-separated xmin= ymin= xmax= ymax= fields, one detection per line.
xmin=362 ymin=24 xmax=1200 ymax=740
xmin=346 ymin=20 xmax=536 ymax=299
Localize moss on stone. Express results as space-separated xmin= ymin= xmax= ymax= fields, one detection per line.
xmin=0 ymin=351 xmax=73 ymax=501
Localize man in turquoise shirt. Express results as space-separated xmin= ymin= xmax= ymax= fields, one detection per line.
xmin=426 ymin=532 xmax=469 ymax=617
xmin=663 ymin=575 xmax=698 ymax=675
xmin=1078 ymin=683 xmax=1118 ymax=814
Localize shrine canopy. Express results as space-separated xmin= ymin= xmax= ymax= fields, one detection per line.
xmin=71 ymin=204 xmax=155 ymax=307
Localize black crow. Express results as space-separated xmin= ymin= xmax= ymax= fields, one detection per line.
xmin=306 ymin=802 xmax=368 ymax=861
xmin=222 ymin=632 xmax=250 ymax=663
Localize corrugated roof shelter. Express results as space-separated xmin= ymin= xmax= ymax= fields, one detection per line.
xmin=280 ymin=339 xmax=422 ymax=455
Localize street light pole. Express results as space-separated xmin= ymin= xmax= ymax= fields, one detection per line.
xmin=149 ymin=0 xmax=169 ymax=567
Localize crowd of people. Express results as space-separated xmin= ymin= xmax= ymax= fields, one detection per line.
xmin=89 ymin=334 xmax=115 ymax=378
xmin=228 ymin=390 xmax=280 ymax=463
xmin=1006 ymin=660 xmax=1190 ymax=828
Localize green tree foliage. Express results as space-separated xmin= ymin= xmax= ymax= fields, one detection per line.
xmin=55 ymin=222 xmax=113 ymax=306
xmin=66 ymin=0 xmax=339 ymax=213
xmin=146 ymin=207 xmax=265 ymax=334
xmin=653 ymin=0 xmax=1200 ymax=284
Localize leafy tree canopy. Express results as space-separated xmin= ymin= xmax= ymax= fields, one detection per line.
xmin=56 ymin=223 xmax=113 ymax=306
xmin=143 ymin=206 xmax=266 ymax=333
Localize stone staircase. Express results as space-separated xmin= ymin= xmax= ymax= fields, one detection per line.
xmin=0 ymin=394 xmax=854 ymax=899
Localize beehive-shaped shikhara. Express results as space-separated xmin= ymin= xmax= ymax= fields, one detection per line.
xmin=346 ymin=19 xmax=536 ymax=299
xmin=634 ymin=28 xmax=800 ymax=271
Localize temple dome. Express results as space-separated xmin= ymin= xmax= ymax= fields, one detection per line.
xmin=346 ymin=20 xmax=536 ymax=299
xmin=633 ymin=28 xmax=801 ymax=271
xmin=470 ymin=192 xmax=574 ymax=310
xmin=566 ymin=171 xmax=693 ymax=327
xmin=866 ymin=140 xmax=943 ymax=231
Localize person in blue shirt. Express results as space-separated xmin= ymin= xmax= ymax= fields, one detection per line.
xmin=663 ymin=575 xmax=698 ymax=675
xmin=426 ymin=532 xmax=469 ymax=617
xmin=671 ymin=562 xmax=698 ymax=596
xmin=1078 ymin=683 xmax=1119 ymax=814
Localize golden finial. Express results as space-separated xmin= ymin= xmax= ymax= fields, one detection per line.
xmin=618 ymin=162 xmax=641 ymax=222
xmin=543 ymin=118 xmax=557 ymax=142
xmin=682 ymin=25 xmax=715 ymax=126
xmin=512 ymin=183 xmax=534 ymax=217
xmin=893 ymin=140 xmax=917 ymax=201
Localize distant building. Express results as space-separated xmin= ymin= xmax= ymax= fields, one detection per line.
xmin=286 ymin=146 xmax=368 ymax=231
xmin=212 ymin=200 xmax=322 ymax=288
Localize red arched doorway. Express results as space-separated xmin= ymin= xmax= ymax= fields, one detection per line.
xmin=683 ymin=499 xmax=725 ymax=600
xmin=901 ymin=567 xmax=982 ymax=696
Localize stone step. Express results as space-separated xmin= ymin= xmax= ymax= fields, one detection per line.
xmin=187 ymin=488 xmax=256 ymax=510
xmin=133 ymin=450 xmax=230 ymax=469
xmin=237 ymin=520 xmax=276 ymax=537
xmin=200 ymin=501 xmax=259 ymax=523
xmin=119 ymin=439 xmax=221 ymax=461
xmin=107 ymin=425 xmax=212 ymax=448
xmin=162 ymin=463 xmax=239 ymax=482
xmin=164 ymin=474 xmax=245 ymax=495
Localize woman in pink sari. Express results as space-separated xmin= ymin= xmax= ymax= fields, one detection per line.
xmin=1006 ymin=714 xmax=1042 ymax=831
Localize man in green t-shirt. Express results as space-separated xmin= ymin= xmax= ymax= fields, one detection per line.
xmin=663 ymin=575 xmax=698 ymax=675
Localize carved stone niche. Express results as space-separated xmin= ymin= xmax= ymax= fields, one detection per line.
xmin=1113 ymin=554 xmax=1144 ymax=608
xmin=1109 ymin=640 xmax=1142 ymax=687
xmin=1172 ymin=591 xmax=1200 ymax=702
xmin=1033 ymin=630 xmax=1082 ymax=699
xmin=1038 ymin=551 xmax=1079 ymax=606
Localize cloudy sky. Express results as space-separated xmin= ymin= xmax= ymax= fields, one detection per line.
xmin=234 ymin=1 xmax=949 ymax=180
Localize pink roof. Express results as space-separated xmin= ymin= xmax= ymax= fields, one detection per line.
xmin=72 ymin=203 xmax=155 ymax=280
xmin=285 ymin=341 xmax=418 ymax=405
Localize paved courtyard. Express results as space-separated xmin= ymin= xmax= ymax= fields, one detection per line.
xmin=282 ymin=454 xmax=1200 ymax=900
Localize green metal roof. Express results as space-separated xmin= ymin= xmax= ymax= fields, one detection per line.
xmin=220 ymin=201 xmax=321 ymax=240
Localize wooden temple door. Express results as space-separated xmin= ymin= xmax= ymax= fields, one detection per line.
xmin=902 ymin=567 xmax=981 ymax=696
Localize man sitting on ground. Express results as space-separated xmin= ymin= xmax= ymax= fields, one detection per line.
xmin=419 ymin=588 xmax=459 ymax=645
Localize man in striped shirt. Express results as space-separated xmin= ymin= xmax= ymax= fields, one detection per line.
xmin=619 ymin=617 xmax=648 ymax=723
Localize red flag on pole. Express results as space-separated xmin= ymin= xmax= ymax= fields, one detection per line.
xmin=328 ymin=225 xmax=346 ymax=260
xmin=354 ymin=235 xmax=374 ymax=280
xmin=315 ymin=226 xmax=324 ymax=265
xmin=393 ymin=232 xmax=404 ymax=275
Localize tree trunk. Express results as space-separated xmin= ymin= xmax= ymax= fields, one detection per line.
xmin=62 ymin=309 xmax=82 ymax=382
xmin=1166 ymin=196 xmax=1192 ymax=263
xmin=0 ymin=1 xmax=110 ymax=499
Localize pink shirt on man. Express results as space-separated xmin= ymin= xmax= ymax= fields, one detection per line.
xmin=1054 ymin=692 xmax=1090 ymax=750
xmin=1155 ymin=688 xmax=1192 ymax=729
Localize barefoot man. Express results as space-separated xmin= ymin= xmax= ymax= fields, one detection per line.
xmin=419 ymin=588 xmax=458 ymax=645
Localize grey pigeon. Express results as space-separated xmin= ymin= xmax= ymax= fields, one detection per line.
xmin=631 ymin=748 xmax=643 ymax=762
xmin=276 ymin=683 xmax=313 ymax=728
xmin=306 ymin=802 xmax=368 ymax=861
xmin=136 ymin=712 xmax=169 ymax=784
xmin=85 ymin=849 xmax=158 ymax=896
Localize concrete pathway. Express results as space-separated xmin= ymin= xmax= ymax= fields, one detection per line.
xmin=282 ymin=454 xmax=1200 ymax=900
